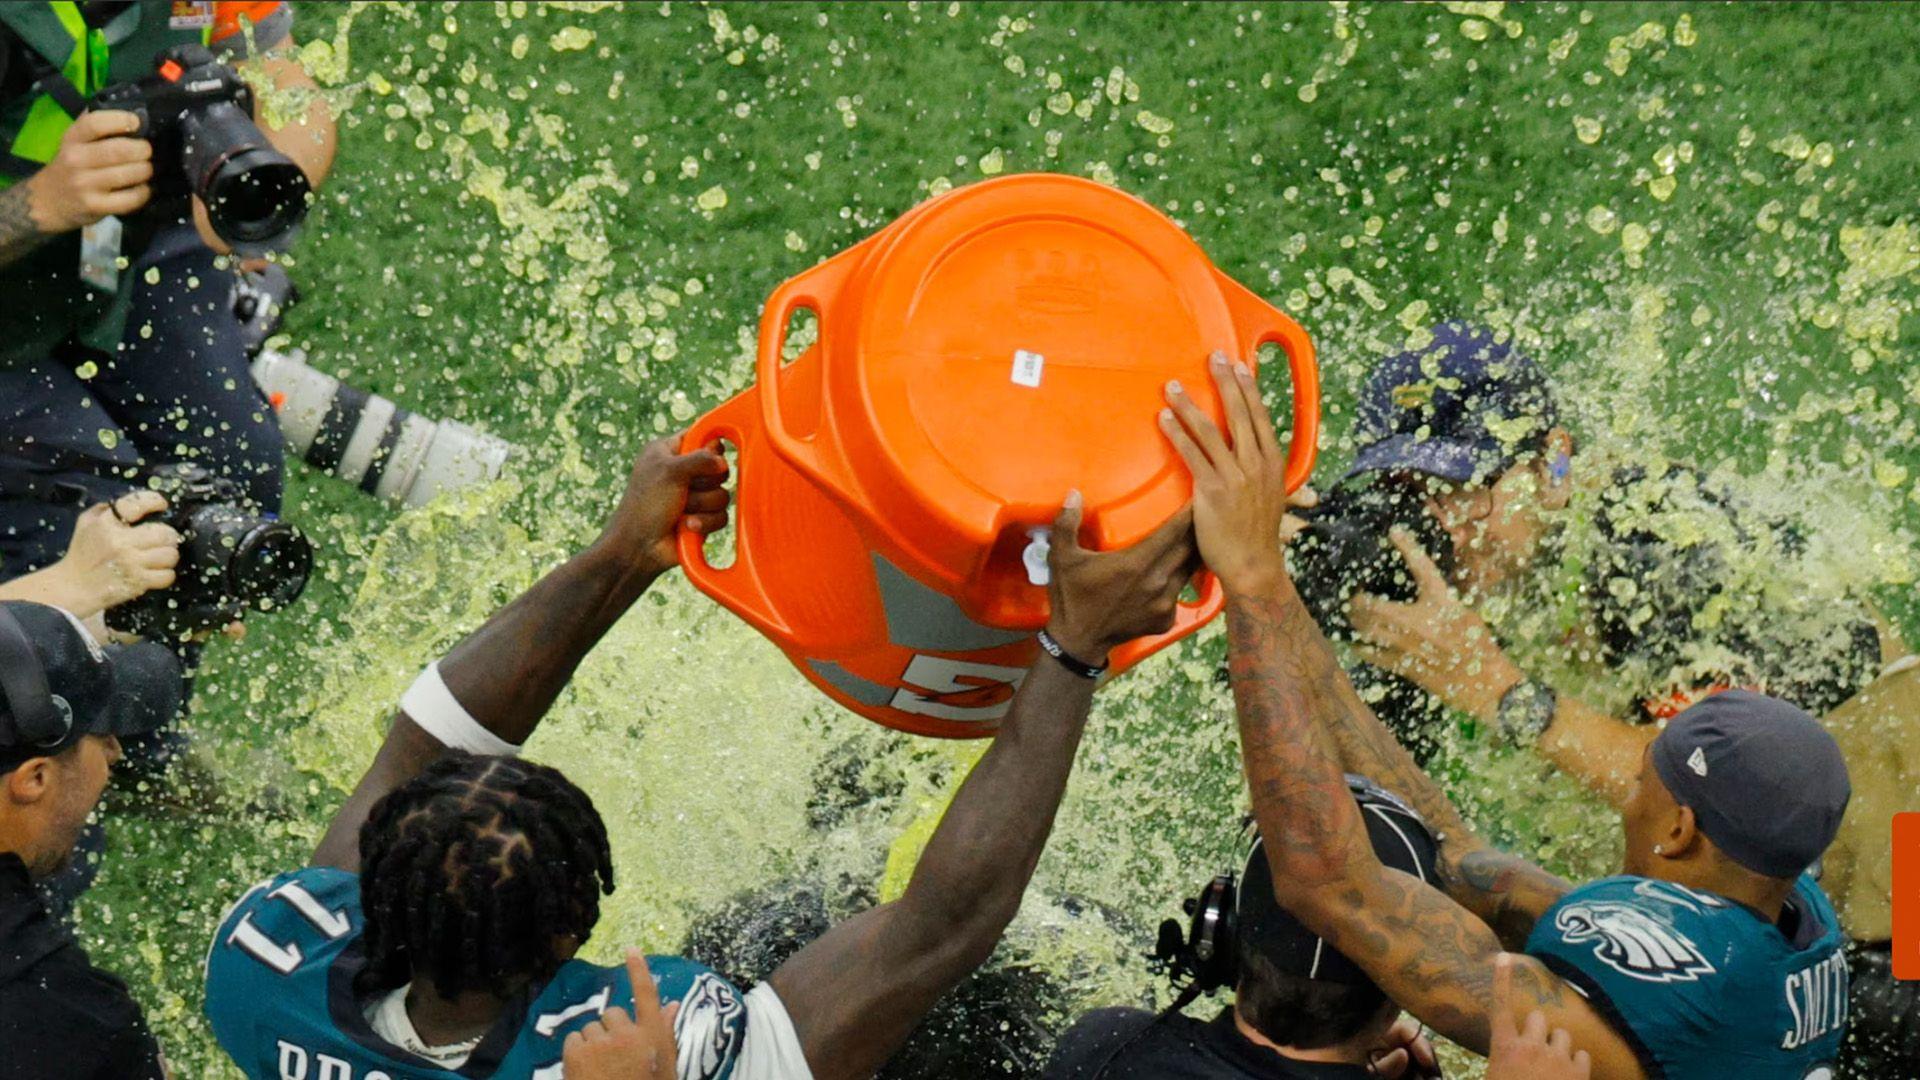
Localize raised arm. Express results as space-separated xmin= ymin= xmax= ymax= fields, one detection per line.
xmin=1162 ymin=354 xmax=1641 ymax=1078
xmin=310 ymin=437 xmax=729 ymax=871
xmin=769 ymin=494 xmax=1196 ymax=1080
xmin=1347 ymin=531 xmax=1656 ymax=809
xmin=1274 ymin=524 xmax=1574 ymax=946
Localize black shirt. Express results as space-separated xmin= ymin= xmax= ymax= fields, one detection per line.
xmin=1044 ymin=1007 xmax=1376 ymax=1080
xmin=0 ymin=853 xmax=165 ymax=1080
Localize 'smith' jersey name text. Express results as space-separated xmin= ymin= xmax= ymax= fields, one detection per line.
xmin=1780 ymin=951 xmax=1849 ymax=1051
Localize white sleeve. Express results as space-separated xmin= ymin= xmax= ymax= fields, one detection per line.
xmin=726 ymin=984 xmax=814 ymax=1080
xmin=671 ymin=978 xmax=812 ymax=1080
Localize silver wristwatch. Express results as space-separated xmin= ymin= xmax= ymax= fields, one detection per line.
xmin=1495 ymin=678 xmax=1558 ymax=746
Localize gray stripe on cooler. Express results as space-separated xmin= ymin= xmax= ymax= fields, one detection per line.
xmin=870 ymin=554 xmax=1028 ymax=652
xmin=807 ymin=660 xmax=895 ymax=706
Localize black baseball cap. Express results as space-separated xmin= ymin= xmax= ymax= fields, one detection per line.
xmin=0 ymin=601 xmax=183 ymax=771
xmin=1650 ymin=690 xmax=1850 ymax=880
xmin=1348 ymin=322 xmax=1561 ymax=485
xmin=1238 ymin=776 xmax=1439 ymax=986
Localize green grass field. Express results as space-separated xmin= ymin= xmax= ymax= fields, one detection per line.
xmin=73 ymin=3 xmax=1920 ymax=1075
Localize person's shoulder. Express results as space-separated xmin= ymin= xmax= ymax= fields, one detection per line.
xmin=0 ymin=947 xmax=148 ymax=1031
xmin=535 ymin=954 xmax=765 ymax=1079
xmin=204 ymin=867 xmax=361 ymax=1036
xmin=1528 ymin=875 xmax=1730 ymax=986
xmin=1064 ymin=1006 xmax=1164 ymax=1044
xmin=211 ymin=866 xmax=361 ymax=943
xmin=547 ymin=951 xmax=745 ymax=1011
xmin=1543 ymin=874 xmax=1742 ymax=923
xmin=1792 ymin=872 xmax=1841 ymax=928
xmin=0 ymin=959 xmax=163 ymax=1077
xmin=1043 ymin=1007 xmax=1168 ymax=1079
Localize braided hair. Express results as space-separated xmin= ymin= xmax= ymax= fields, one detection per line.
xmin=355 ymin=752 xmax=615 ymax=999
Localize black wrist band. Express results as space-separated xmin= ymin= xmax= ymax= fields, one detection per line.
xmin=1037 ymin=629 xmax=1107 ymax=679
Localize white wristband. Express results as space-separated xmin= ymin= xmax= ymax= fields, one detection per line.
xmin=399 ymin=661 xmax=522 ymax=757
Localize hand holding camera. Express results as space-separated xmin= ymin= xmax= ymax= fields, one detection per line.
xmin=52 ymin=491 xmax=182 ymax=617
xmin=105 ymin=463 xmax=311 ymax=641
xmin=0 ymin=491 xmax=182 ymax=626
xmin=20 ymin=109 xmax=153 ymax=235
xmin=81 ymin=43 xmax=311 ymax=256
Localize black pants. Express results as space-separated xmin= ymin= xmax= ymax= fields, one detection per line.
xmin=1839 ymin=940 xmax=1920 ymax=1077
xmin=0 ymin=222 xmax=285 ymax=576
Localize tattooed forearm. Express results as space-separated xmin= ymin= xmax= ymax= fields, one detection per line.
xmin=1228 ymin=576 xmax=1547 ymax=1054
xmin=0 ymin=181 xmax=52 ymax=270
xmin=1243 ymin=559 xmax=1579 ymax=932
xmin=1320 ymin=664 xmax=1476 ymax=836
xmin=1445 ymin=846 xmax=1574 ymax=950
xmin=1227 ymin=579 xmax=1378 ymax=890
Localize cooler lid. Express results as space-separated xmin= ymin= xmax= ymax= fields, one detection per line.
xmin=841 ymin=173 xmax=1251 ymax=553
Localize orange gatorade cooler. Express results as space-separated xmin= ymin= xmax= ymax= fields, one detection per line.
xmin=680 ymin=173 xmax=1318 ymax=737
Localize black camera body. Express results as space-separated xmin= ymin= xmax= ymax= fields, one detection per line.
xmin=107 ymin=464 xmax=312 ymax=640
xmin=91 ymin=43 xmax=310 ymax=255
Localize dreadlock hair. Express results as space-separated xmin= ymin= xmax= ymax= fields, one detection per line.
xmin=355 ymin=752 xmax=615 ymax=1000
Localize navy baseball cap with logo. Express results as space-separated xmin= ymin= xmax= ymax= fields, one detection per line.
xmin=1348 ymin=322 xmax=1562 ymax=485
xmin=1650 ymin=690 xmax=1851 ymax=880
xmin=0 ymin=601 xmax=183 ymax=772
xmin=1238 ymin=776 xmax=1440 ymax=985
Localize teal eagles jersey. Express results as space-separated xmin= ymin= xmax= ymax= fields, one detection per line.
xmin=1525 ymin=874 xmax=1847 ymax=1080
xmin=205 ymin=867 xmax=752 ymax=1079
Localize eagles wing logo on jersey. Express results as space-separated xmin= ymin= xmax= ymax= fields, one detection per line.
xmin=676 ymin=971 xmax=748 ymax=1077
xmin=1554 ymin=901 xmax=1718 ymax=984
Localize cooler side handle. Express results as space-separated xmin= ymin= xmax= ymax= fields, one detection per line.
xmin=1213 ymin=269 xmax=1321 ymax=493
xmin=678 ymin=393 xmax=790 ymax=638
xmin=756 ymin=245 xmax=864 ymax=486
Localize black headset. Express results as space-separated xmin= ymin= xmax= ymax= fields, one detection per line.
xmin=1153 ymin=819 xmax=1255 ymax=1004
xmin=0 ymin=606 xmax=72 ymax=750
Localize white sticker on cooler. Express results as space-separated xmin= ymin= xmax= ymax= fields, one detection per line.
xmin=1011 ymin=349 xmax=1045 ymax=388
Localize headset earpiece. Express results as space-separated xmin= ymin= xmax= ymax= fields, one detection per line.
xmin=0 ymin=607 xmax=70 ymax=749
xmin=1156 ymin=869 xmax=1240 ymax=997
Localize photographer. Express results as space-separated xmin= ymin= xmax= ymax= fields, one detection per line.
xmin=0 ymin=599 xmax=185 ymax=1079
xmin=0 ymin=0 xmax=335 ymax=580
xmin=0 ymin=487 xmax=194 ymax=913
